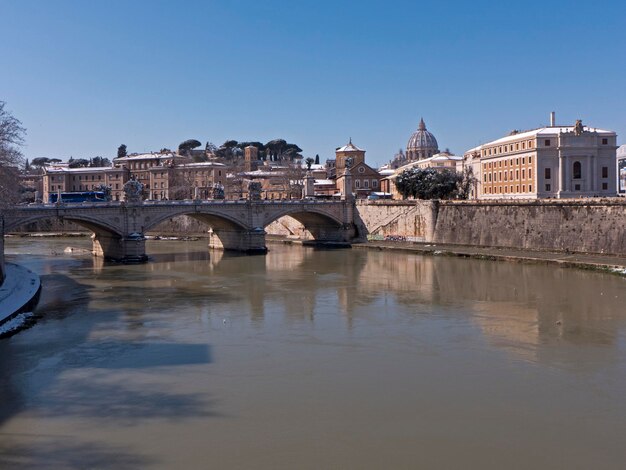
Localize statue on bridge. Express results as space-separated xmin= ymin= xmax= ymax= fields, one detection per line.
xmin=123 ymin=177 xmax=144 ymax=204
xmin=248 ymin=181 xmax=262 ymax=201
xmin=211 ymin=183 xmax=225 ymax=200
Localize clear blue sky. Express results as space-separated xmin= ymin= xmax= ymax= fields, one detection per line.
xmin=1 ymin=0 xmax=625 ymax=167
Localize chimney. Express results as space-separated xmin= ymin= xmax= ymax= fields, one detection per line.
xmin=550 ymin=111 xmax=555 ymax=127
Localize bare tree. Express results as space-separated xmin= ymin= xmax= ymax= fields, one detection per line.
xmin=0 ymin=101 xmax=26 ymax=206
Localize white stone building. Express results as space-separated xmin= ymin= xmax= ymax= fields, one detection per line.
xmin=617 ymin=144 xmax=626 ymax=195
xmin=463 ymin=116 xmax=618 ymax=200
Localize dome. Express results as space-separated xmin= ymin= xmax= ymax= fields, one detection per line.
xmin=406 ymin=118 xmax=439 ymax=160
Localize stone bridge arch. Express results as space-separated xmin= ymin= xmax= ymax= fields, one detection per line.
xmin=2 ymin=210 xmax=145 ymax=261
xmin=259 ymin=203 xmax=356 ymax=244
xmin=138 ymin=205 xmax=265 ymax=253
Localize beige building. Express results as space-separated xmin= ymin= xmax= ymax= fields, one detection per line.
xmin=43 ymin=151 xmax=227 ymax=202
xmin=334 ymin=139 xmax=381 ymax=198
xmin=43 ymin=165 xmax=129 ymax=202
xmin=464 ymin=117 xmax=618 ymax=200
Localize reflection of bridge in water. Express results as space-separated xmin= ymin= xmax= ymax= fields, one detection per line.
xmin=1 ymin=200 xmax=357 ymax=263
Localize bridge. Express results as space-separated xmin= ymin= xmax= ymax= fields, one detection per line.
xmin=0 ymin=199 xmax=358 ymax=271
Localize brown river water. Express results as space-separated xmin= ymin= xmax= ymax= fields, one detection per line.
xmin=1 ymin=237 xmax=626 ymax=469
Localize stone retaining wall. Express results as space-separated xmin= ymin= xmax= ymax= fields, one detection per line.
xmin=356 ymin=199 xmax=626 ymax=256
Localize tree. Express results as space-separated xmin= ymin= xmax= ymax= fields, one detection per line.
xmin=0 ymin=101 xmax=26 ymax=205
xmin=305 ymin=157 xmax=315 ymax=170
xmin=90 ymin=156 xmax=111 ymax=167
xmin=315 ymin=154 xmax=320 ymax=165
xmin=117 ymin=144 xmax=127 ymax=159
xmin=68 ymin=158 xmax=90 ymax=168
xmin=31 ymin=157 xmax=51 ymax=168
xmin=205 ymin=141 xmax=217 ymax=153
xmin=265 ymin=139 xmax=287 ymax=161
xmin=394 ymin=168 xmax=470 ymax=200
xmin=178 ymin=139 xmax=202 ymax=154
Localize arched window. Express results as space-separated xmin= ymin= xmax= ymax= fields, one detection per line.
xmin=573 ymin=161 xmax=582 ymax=179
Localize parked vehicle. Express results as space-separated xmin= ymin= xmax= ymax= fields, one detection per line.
xmin=48 ymin=191 xmax=108 ymax=203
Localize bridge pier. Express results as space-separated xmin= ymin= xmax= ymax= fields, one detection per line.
xmin=92 ymin=233 xmax=148 ymax=262
xmin=208 ymin=228 xmax=267 ymax=254
xmin=306 ymin=223 xmax=356 ymax=244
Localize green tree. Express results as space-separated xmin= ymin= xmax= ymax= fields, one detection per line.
xmin=315 ymin=154 xmax=320 ymax=165
xmin=68 ymin=158 xmax=90 ymax=168
xmin=117 ymin=144 xmax=127 ymax=159
xmin=178 ymin=139 xmax=202 ymax=154
xmin=305 ymin=157 xmax=315 ymax=170
xmin=90 ymin=156 xmax=111 ymax=167
xmin=395 ymin=168 xmax=469 ymax=200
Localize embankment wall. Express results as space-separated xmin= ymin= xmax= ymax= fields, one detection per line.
xmin=356 ymin=199 xmax=626 ymax=256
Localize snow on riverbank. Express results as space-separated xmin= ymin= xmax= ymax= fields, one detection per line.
xmin=0 ymin=312 xmax=36 ymax=338
xmin=0 ymin=263 xmax=41 ymax=328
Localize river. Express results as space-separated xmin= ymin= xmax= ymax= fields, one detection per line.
xmin=1 ymin=237 xmax=625 ymax=469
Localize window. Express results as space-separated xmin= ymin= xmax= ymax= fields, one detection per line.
xmin=522 ymin=157 xmax=525 ymax=164
xmin=575 ymin=184 xmax=581 ymax=191
xmin=544 ymin=139 xmax=551 ymax=146
xmin=372 ymin=180 xmax=378 ymax=188
xmin=545 ymin=183 xmax=551 ymax=191
xmin=529 ymin=185 xmax=532 ymax=192
xmin=602 ymin=182 xmax=608 ymax=190
xmin=522 ymin=169 xmax=525 ymax=179
xmin=364 ymin=180 xmax=369 ymax=188
xmin=355 ymin=180 xmax=360 ymax=189
xmin=516 ymin=169 xmax=519 ymax=179
xmin=522 ymin=185 xmax=526 ymax=192
xmin=573 ymin=161 xmax=582 ymax=179
xmin=545 ymin=168 xmax=551 ymax=179
xmin=516 ymin=185 xmax=520 ymax=192
xmin=528 ymin=156 xmax=532 ymax=164
xmin=488 ymin=173 xmax=492 ymax=182
xmin=505 ymin=186 xmax=508 ymax=192
xmin=602 ymin=166 xmax=608 ymax=178
xmin=516 ymin=143 xmax=519 ymax=150
xmin=522 ymin=142 xmax=526 ymax=149
xmin=602 ymin=138 xmax=608 ymax=145
xmin=483 ymin=174 xmax=487 ymax=182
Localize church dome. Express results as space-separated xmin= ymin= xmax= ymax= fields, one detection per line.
xmin=407 ymin=118 xmax=439 ymax=160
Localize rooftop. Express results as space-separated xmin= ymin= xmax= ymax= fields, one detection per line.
xmin=467 ymin=124 xmax=615 ymax=153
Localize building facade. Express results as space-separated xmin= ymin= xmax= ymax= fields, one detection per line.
xmin=618 ymin=144 xmax=626 ymax=195
xmin=43 ymin=166 xmax=129 ymax=202
xmin=333 ymin=139 xmax=381 ymax=198
xmin=42 ymin=152 xmax=227 ymax=202
xmin=464 ymin=119 xmax=618 ymax=200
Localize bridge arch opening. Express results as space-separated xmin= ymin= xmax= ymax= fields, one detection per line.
xmin=2 ymin=214 xmax=144 ymax=261
xmin=263 ymin=208 xmax=355 ymax=245
xmin=142 ymin=210 xmax=266 ymax=254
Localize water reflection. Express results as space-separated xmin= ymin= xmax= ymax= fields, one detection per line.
xmin=2 ymin=238 xmax=626 ymax=469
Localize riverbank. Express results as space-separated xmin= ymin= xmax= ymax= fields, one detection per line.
xmin=350 ymin=240 xmax=626 ymax=276
xmin=0 ymin=263 xmax=42 ymax=335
